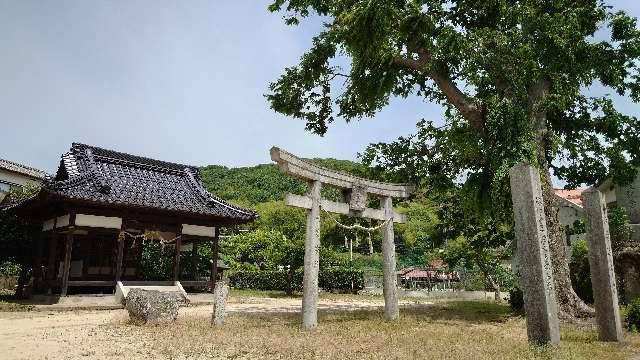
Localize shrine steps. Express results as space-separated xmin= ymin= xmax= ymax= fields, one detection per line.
xmin=114 ymin=281 xmax=190 ymax=305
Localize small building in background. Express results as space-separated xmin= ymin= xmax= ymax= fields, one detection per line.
xmin=554 ymin=188 xmax=585 ymax=227
xmin=397 ymin=260 xmax=461 ymax=290
xmin=0 ymin=159 xmax=48 ymax=202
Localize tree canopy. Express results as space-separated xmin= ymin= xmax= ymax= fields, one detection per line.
xmin=268 ymin=0 xmax=640 ymax=191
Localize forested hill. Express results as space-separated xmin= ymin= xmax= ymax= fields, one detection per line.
xmin=199 ymin=158 xmax=369 ymax=205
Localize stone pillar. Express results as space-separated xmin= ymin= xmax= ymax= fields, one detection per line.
xmin=509 ymin=163 xmax=560 ymax=345
xmin=380 ymin=196 xmax=399 ymax=321
xmin=302 ymin=180 xmax=322 ymax=330
xmin=616 ymin=174 xmax=640 ymax=224
xmin=582 ymin=189 xmax=624 ymax=342
xmin=624 ymin=265 xmax=640 ymax=302
xmin=211 ymin=280 xmax=229 ymax=327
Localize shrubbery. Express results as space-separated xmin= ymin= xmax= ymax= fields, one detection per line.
xmin=509 ymin=287 xmax=524 ymax=312
xmin=569 ymin=239 xmax=593 ymax=304
xmin=0 ymin=261 xmax=21 ymax=277
xmin=319 ymin=267 xmax=364 ymax=292
xmin=229 ymin=267 xmax=364 ymax=293
xmin=229 ymin=269 xmax=302 ymax=292
xmin=626 ymin=298 xmax=640 ymax=332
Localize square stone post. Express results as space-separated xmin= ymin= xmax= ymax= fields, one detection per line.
xmin=302 ymin=180 xmax=322 ymax=330
xmin=616 ymin=174 xmax=640 ymax=224
xmin=582 ymin=189 xmax=624 ymax=342
xmin=509 ymin=163 xmax=560 ymax=345
xmin=380 ymin=196 xmax=399 ymax=321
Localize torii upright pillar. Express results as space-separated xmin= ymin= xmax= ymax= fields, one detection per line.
xmin=380 ymin=196 xmax=399 ymax=321
xmin=302 ymin=180 xmax=322 ymax=329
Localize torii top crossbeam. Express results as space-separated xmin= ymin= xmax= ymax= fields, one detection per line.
xmin=270 ymin=147 xmax=415 ymax=198
xmin=270 ymin=146 xmax=416 ymax=223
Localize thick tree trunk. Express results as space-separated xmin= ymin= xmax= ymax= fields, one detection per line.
xmin=530 ymin=78 xmax=594 ymax=318
xmin=539 ymin=166 xmax=594 ymax=318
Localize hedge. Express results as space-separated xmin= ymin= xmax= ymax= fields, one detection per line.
xmin=319 ymin=267 xmax=364 ymax=292
xmin=229 ymin=267 xmax=364 ymax=293
xmin=229 ymin=269 xmax=302 ymax=291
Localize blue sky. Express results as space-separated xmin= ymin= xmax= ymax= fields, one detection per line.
xmin=1 ymin=1 xmax=638 ymax=174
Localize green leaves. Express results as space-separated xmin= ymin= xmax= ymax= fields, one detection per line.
xmin=552 ymin=96 xmax=640 ymax=187
xmin=267 ymin=31 xmax=338 ymax=135
xmin=269 ymin=0 xmax=640 ymax=191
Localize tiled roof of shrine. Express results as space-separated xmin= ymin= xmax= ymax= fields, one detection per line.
xmin=6 ymin=143 xmax=257 ymax=223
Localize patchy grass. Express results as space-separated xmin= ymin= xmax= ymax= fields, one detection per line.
xmin=106 ymin=301 xmax=640 ymax=359
xmin=0 ymin=288 xmax=35 ymax=312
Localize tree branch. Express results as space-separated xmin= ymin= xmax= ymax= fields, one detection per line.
xmin=393 ymin=49 xmax=484 ymax=132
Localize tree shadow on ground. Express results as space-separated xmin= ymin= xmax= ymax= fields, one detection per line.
xmin=313 ymin=301 xmax=514 ymax=325
xmin=236 ymin=300 xmax=515 ymax=327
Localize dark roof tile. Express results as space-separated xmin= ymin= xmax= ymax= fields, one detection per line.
xmin=42 ymin=143 xmax=257 ymax=222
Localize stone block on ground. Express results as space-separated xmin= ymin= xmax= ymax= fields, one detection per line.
xmin=125 ymin=288 xmax=179 ymax=324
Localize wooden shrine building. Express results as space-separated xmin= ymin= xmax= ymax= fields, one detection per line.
xmin=4 ymin=143 xmax=257 ymax=295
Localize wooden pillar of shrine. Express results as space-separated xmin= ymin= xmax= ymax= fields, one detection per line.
xmin=115 ymin=231 xmax=125 ymax=282
xmin=46 ymin=233 xmax=57 ymax=281
xmin=191 ymin=239 xmax=198 ymax=280
xmin=32 ymin=231 xmax=44 ymax=285
xmin=211 ymin=227 xmax=220 ymax=290
xmin=173 ymin=232 xmax=182 ymax=282
xmin=60 ymin=230 xmax=74 ymax=296
xmin=135 ymin=239 xmax=143 ymax=278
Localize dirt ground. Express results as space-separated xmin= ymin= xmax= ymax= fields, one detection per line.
xmin=0 ymin=296 xmax=398 ymax=360
xmin=2 ymin=297 xmax=640 ymax=360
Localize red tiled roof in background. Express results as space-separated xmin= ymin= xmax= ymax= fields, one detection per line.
xmin=554 ymin=188 xmax=586 ymax=207
xmin=403 ymin=269 xmax=434 ymax=279
xmin=430 ymin=259 xmax=447 ymax=269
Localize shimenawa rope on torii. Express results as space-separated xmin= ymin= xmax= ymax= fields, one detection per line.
xmin=117 ymin=230 xmax=181 ymax=248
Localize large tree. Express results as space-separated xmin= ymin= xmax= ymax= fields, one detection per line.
xmin=266 ymin=0 xmax=640 ymax=317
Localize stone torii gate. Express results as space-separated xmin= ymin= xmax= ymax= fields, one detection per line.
xmin=271 ymin=147 xmax=415 ymax=329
